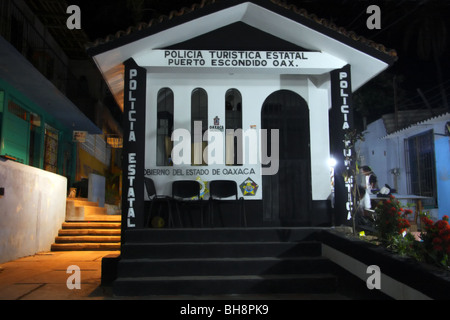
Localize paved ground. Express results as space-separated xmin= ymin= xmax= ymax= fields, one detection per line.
xmin=0 ymin=251 xmax=118 ymax=300
xmin=0 ymin=250 xmax=353 ymax=300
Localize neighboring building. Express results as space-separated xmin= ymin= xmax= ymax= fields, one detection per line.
xmin=88 ymin=0 xmax=397 ymax=229
xmin=0 ymin=0 xmax=123 ymax=262
xmin=0 ymin=0 xmax=122 ymax=192
xmin=359 ymin=110 xmax=450 ymax=220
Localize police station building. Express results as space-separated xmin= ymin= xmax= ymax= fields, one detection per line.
xmin=87 ymin=0 xmax=396 ymax=230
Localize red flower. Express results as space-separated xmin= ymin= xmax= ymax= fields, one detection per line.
xmin=436 ymin=220 xmax=449 ymax=230
xmin=433 ymin=237 xmax=443 ymax=245
xmin=421 ymin=216 xmax=434 ymax=226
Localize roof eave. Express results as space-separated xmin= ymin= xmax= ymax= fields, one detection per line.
xmin=87 ymin=0 xmax=397 ymax=109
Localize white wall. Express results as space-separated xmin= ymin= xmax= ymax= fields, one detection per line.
xmin=359 ymin=118 xmax=449 ymax=220
xmin=359 ymin=119 xmax=412 ymax=194
xmin=0 ymin=160 xmax=67 ymax=263
xmin=308 ymin=74 xmax=332 ymax=200
xmin=144 ymin=72 xmax=332 ymax=201
xmin=359 ymin=119 xmax=391 ymax=190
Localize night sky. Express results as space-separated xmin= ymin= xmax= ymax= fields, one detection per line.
xmin=70 ymin=0 xmax=450 ymax=124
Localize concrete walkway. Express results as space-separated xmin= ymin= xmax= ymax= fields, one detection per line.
xmin=0 ymin=251 xmax=118 ymax=300
xmin=0 ymin=250 xmax=353 ymax=300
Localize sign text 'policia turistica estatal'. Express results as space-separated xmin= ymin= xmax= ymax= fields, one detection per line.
xmin=162 ymin=50 xmax=309 ymax=68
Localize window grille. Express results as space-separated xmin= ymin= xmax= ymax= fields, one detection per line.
xmin=404 ymin=130 xmax=437 ymax=207
xmin=80 ymin=134 xmax=111 ymax=166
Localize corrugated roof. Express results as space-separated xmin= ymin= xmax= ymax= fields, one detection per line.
xmin=86 ymin=0 xmax=397 ymax=60
xmin=382 ymin=111 xmax=450 ymax=139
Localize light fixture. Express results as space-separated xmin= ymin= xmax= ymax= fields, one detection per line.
xmin=328 ymin=158 xmax=337 ymax=168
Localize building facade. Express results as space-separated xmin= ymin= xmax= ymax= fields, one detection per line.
xmin=359 ymin=111 xmax=450 ymax=221
xmin=0 ymin=0 xmax=123 ymax=191
xmin=88 ymin=0 xmax=397 ymax=229
xmin=0 ymin=0 xmax=122 ymax=261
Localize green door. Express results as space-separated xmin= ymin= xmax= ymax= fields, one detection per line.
xmin=2 ymin=111 xmax=29 ymax=164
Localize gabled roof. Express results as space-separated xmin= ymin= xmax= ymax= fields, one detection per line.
xmin=87 ymin=0 xmax=396 ymax=61
xmin=88 ymin=0 xmax=397 ymax=110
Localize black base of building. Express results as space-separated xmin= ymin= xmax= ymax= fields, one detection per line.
xmin=143 ymin=199 xmax=334 ymax=229
xmin=101 ymin=228 xmax=390 ymax=299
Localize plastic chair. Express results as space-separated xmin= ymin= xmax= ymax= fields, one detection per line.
xmin=209 ymin=180 xmax=247 ymax=227
xmin=172 ymin=180 xmax=205 ymax=227
xmin=144 ymin=177 xmax=173 ymax=228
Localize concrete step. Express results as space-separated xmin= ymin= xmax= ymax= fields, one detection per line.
xmin=124 ymin=227 xmax=319 ymax=243
xmin=78 ymin=214 xmax=121 ymax=222
xmin=66 ymin=198 xmax=99 ymax=207
xmin=84 ymin=206 xmax=108 ymax=216
xmin=117 ymin=256 xmax=336 ymax=277
xmin=59 ymin=229 xmax=121 ymax=236
xmin=114 ymin=273 xmax=338 ymax=296
xmin=62 ymin=222 xmax=121 ymax=229
xmin=51 ymin=243 xmax=121 ymax=251
xmin=121 ymin=241 xmax=321 ymax=259
xmin=55 ymin=235 xmax=121 ymax=243
xmin=52 ymin=220 xmax=121 ymax=251
xmin=111 ymin=228 xmax=340 ymax=297
xmin=65 ymin=197 xmax=120 ymax=221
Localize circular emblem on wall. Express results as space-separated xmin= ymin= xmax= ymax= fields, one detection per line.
xmin=240 ymin=177 xmax=259 ymax=196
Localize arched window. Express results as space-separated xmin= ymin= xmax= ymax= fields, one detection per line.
xmin=191 ymin=88 xmax=208 ymax=165
xmin=225 ymin=89 xmax=242 ymax=165
xmin=157 ymin=88 xmax=174 ymax=166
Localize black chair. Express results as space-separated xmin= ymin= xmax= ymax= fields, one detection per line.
xmin=172 ymin=180 xmax=206 ymax=227
xmin=209 ymin=180 xmax=247 ymax=227
xmin=144 ymin=177 xmax=173 ymax=228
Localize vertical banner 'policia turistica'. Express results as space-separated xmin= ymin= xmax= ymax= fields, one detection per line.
xmin=330 ymin=65 xmax=354 ymax=226
xmin=122 ymin=58 xmax=146 ymax=230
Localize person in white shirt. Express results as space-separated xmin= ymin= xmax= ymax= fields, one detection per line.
xmin=361 ymin=166 xmax=378 ymax=194
xmin=356 ymin=185 xmax=376 ymax=230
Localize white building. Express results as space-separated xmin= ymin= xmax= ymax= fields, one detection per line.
xmin=359 ymin=111 xmax=450 ymax=220
xmin=88 ymin=0 xmax=396 ymax=228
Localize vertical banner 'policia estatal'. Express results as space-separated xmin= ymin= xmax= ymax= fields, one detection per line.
xmin=330 ymin=65 xmax=354 ymax=226
xmin=122 ymin=58 xmax=146 ymax=230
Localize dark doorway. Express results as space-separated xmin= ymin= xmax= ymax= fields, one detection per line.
xmin=261 ymin=90 xmax=312 ymax=226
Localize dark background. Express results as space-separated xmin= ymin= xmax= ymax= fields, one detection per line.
xmin=70 ymin=0 xmax=450 ymax=129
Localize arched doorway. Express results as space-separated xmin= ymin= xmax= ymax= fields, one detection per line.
xmin=261 ymin=90 xmax=312 ymax=226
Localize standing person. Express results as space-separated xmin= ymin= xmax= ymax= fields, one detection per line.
xmin=356 ymin=185 xmax=376 ymax=232
xmin=361 ymin=166 xmax=378 ymax=194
